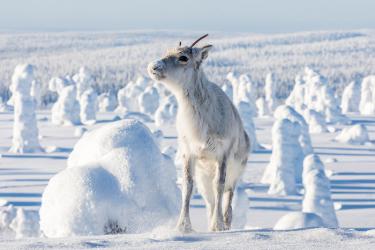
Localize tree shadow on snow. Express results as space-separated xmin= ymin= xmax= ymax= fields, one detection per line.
xmin=1 ymin=154 xmax=67 ymax=160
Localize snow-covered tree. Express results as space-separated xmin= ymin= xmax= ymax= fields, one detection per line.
xmin=303 ymin=109 xmax=328 ymax=134
xmin=302 ymin=154 xmax=338 ymax=228
xmin=51 ymin=85 xmax=81 ymax=126
xmin=221 ymin=81 xmax=233 ymax=101
xmin=154 ymin=95 xmax=177 ymax=127
xmin=341 ymin=80 xmax=361 ymax=114
xmin=265 ymin=72 xmax=279 ymax=113
xmin=256 ymin=97 xmax=271 ymax=117
xmin=237 ymin=101 xmax=261 ymax=151
xmin=138 ymin=85 xmax=159 ymax=115
xmin=80 ymin=88 xmax=97 ymax=125
xmin=274 ymin=105 xmax=313 ymax=157
xmin=285 ymin=75 xmax=306 ymax=113
xmin=262 ymin=118 xmax=303 ymax=195
xmin=9 ymin=64 xmax=43 ymax=153
xmin=98 ymin=91 xmax=118 ymax=112
xmin=73 ymin=67 xmax=94 ymax=99
xmin=359 ymin=76 xmax=375 ymax=115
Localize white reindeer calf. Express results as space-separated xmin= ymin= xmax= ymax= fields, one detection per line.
xmin=148 ymin=34 xmax=250 ymax=232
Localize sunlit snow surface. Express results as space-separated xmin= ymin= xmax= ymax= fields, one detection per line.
xmin=0 ymin=111 xmax=374 ymax=248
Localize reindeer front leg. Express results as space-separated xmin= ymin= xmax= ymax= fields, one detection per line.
xmin=210 ymin=155 xmax=227 ymax=231
xmin=177 ymin=155 xmax=194 ymax=233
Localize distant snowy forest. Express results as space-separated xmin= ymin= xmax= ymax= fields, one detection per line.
xmin=0 ymin=30 xmax=374 ymax=105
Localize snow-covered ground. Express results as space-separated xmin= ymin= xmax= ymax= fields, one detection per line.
xmin=0 ymin=110 xmax=374 ymax=248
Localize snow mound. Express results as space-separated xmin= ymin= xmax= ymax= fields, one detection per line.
xmin=273 ymin=212 xmax=324 ymax=230
xmin=335 ymin=124 xmax=370 ymax=145
xmin=40 ymin=120 xmax=180 ymax=237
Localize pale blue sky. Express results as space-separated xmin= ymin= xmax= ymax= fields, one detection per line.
xmin=0 ymin=0 xmax=374 ymax=33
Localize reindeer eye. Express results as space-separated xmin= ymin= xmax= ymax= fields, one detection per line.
xmin=178 ymin=55 xmax=189 ymax=63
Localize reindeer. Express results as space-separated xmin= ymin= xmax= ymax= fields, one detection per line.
xmin=148 ymin=34 xmax=250 ymax=232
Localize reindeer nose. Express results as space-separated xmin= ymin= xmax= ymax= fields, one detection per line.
xmin=151 ymin=60 xmax=165 ymax=72
xmin=148 ymin=60 xmax=166 ymax=79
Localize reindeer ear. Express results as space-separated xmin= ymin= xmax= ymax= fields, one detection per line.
xmin=200 ymin=45 xmax=213 ymax=60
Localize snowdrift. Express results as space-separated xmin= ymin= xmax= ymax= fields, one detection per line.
xmin=335 ymin=124 xmax=370 ymax=145
xmin=273 ymin=212 xmax=324 ymax=230
xmin=40 ymin=120 xmax=181 ymax=237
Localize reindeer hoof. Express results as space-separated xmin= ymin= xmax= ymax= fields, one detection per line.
xmin=176 ymin=220 xmax=193 ymax=233
xmin=209 ymin=221 xmax=225 ymax=232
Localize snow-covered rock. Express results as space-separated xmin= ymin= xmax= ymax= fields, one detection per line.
xmin=335 ymin=124 xmax=370 ymax=145
xmin=9 ymin=64 xmax=43 ymax=153
xmin=98 ymin=92 xmax=117 ymax=112
xmin=303 ymin=109 xmax=328 ymax=134
xmin=262 ymin=118 xmax=303 ymax=195
xmin=341 ymin=80 xmax=361 ymax=114
xmin=154 ymin=96 xmax=177 ymax=127
xmin=138 ymin=86 xmax=159 ymax=115
xmin=273 ymin=212 xmax=324 ymax=230
xmin=40 ymin=120 xmax=180 ymax=237
xmin=302 ymin=154 xmax=338 ymax=228
xmin=359 ymin=75 xmax=375 ymax=115
xmin=51 ymin=85 xmax=81 ymax=126
xmin=79 ymin=88 xmax=97 ymax=125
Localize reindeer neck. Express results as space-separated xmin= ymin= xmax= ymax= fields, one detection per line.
xmin=175 ymin=69 xmax=208 ymax=109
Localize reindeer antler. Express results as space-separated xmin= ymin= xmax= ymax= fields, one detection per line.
xmin=191 ymin=34 xmax=209 ymax=47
